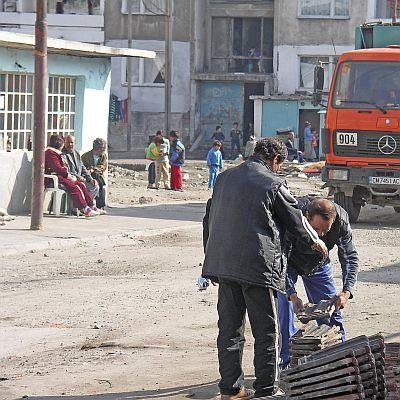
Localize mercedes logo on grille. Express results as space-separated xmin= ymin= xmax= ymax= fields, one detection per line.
xmin=378 ymin=135 xmax=397 ymax=155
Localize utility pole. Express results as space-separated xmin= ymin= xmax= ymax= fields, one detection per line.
xmin=392 ymin=0 xmax=398 ymax=24
xmin=126 ymin=0 xmax=133 ymax=152
xmin=30 ymin=0 xmax=48 ymax=230
xmin=164 ymin=0 xmax=173 ymax=134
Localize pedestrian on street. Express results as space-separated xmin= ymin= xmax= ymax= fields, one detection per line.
xmin=145 ymin=136 xmax=158 ymax=189
xmin=155 ymin=136 xmax=170 ymax=190
xmin=169 ymin=130 xmax=185 ymax=191
xmin=211 ymin=125 xmax=226 ymax=159
xmin=206 ymin=140 xmax=224 ymax=189
xmin=278 ymin=198 xmax=359 ymax=370
xmin=202 ymin=138 xmax=328 ymax=399
xmin=230 ymin=122 xmax=242 ymax=159
xmin=303 ymin=122 xmax=315 ymax=161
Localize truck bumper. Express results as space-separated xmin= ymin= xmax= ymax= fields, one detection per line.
xmin=322 ymin=165 xmax=400 ymax=204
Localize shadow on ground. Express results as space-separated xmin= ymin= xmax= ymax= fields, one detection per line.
xmin=23 ymin=379 xmax=222 ymax=400
xmin=106 ymin=202 xmax=206 ymax=223
xmin=358 ymin=261 xmax=400 ymax=285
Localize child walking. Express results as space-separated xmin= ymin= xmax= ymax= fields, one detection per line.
xmin=155 ymin=136 xmax=170 ymax=189
xmin=207 ymin=140 xmax=224 ymax=189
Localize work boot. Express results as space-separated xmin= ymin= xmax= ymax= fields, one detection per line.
xmin=220 ymin=387 xmax=255 ymax=400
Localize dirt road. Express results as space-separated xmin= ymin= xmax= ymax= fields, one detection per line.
xmin=1 ymin=163 xmax=400 ymax=400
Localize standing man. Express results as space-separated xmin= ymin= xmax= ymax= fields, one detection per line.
xmin=202 ymin=138 xmax=328 ymax=399
xmin=278 ymin=198 xmax=359 ymax=370
xmin=211 ymin=125 xmax=226 ymax=159
xmin=303 ymin=122 xmax=314 ymax=161
xmin=169 ymin=130 xmax=185 ymax=191
xmin=230 ymin=122 xmax=242 ymax=159
xmin=62 ymin=135 xmax=102 ymax=211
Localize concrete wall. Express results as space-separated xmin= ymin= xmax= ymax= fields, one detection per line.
xmin=275 ymin=0 xmax=368 ymax=46
xmin=0 ymin=151 xmax=32 ymax=214
xmin=0 ymin=47 xmax=111 ymax=213
xmin=107 ymin=38 xmax=191 ymax=152
xmin=104 ymin=0 xmax=191 ymax=42
xmin=275 ymin=44 xmax=353 ymax=94
xmin=273 ymin=0 xmax=369 ymax=95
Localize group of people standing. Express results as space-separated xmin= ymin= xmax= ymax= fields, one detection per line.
xmin=206 ymin=122 xmax=257 ymax=190
xmin=201 ymin=137 xmax=359 ymax=399
xmin=145 ymin=130 xmax=186 ymax=191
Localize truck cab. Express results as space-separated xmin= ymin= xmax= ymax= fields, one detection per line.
xmin=321 ymin=42 xmax=400 ymax=222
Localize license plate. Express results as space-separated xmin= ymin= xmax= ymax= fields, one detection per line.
xmin=369 ymin=176 xmax=400 ymax=185
xmin=336 ymin=132 xmax=358 ymax=146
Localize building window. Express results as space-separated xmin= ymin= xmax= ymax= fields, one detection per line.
xmin=121 ymin=0 xmax=165 ymax=15
xmin=47 ymin=76 xmax=76 ymax=142
xmin=211 ymin=17 xmax=274 ymax=74
xmin=0 ymin=73 xmax=33 ymax=151
xmin=299 ymin=56 xmax=338 ymax=91
xmin=0 ymin=0 xmax=102 ymax=14
xmin=48 ymin=0 xmax=101 ymax=15
xmin=122 ymin=52 xmax=165 ymax=86
xmin=375 ymin=0 xmax=398 ymax=18
xmin=299 ymin=0 xmax=350 ymax=18
xmin=0 ymin=0 xmax=17 ymax=12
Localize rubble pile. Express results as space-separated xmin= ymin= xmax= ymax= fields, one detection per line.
xmin=386 ymin=343 xmax=400 ymax=399
xmin=282 ymin=335 xmax=387 ymax=399
xmin=289 ymin=322 xmax=342 ymax=367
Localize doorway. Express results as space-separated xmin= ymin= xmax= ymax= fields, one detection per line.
xmin=243 ymin=83 xmax=264 ymax=144
xmin=298 ymin=109 xmax=320 ymax=153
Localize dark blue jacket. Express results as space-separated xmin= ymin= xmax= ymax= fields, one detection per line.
xmin=286 ymin=198 xmax=359 ymax=297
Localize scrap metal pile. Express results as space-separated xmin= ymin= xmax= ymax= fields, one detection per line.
xmin=386 ymin=343 xmax=400 ymax=399
xmin=289 ymin=323 xmax=342 ymax=367
xmin=282 ymin=334 xmax=400 ymax=399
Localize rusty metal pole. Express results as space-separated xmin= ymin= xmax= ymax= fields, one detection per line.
xmin=30 ymin=0 xmax=48 ymax=230
xmin=126 ymin=0 xmax=132 ymax=152
xmin=392 ymin=0 xmax=398 ymax=24
xmin=164 ymin=0 xmax=173 ymax=134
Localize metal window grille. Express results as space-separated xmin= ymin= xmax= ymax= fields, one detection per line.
xmin=0 ymin=73 xmax=33 ymax=151
xmin=47 ymin=76 xmax=76 ymax=143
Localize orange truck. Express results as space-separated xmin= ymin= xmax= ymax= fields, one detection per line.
xmin=318 ymin=24 xmax=400 ymax=222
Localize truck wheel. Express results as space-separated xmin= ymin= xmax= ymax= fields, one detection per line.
xmin=394 ymin=207 xmax=400 ymax=213
xmin=334 ymin=192 xmax=361 ymax=223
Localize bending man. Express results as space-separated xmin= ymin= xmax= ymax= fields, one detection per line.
xmin=278 ymin=198 xmax=359 ymax=369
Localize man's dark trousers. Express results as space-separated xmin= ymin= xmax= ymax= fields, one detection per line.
xmin=217 ymin=278 xmax=279 ymax=397
xmin=230 ymin=139 xmax=241 ymax=158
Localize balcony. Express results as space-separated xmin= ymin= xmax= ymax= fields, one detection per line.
xmin=0 ymin=0 xmax=104 ymax=43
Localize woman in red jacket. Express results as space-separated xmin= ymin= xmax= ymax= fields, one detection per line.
xmin=45 ymin=135 xmax=100 ymax=217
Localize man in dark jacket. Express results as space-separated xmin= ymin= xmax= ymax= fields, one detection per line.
xmin=62 ymin=135 xmax=99 ymax=200
xmin=202 ymin=138 xmax=328 ymax=399
xmin=278 ymin=198 xmax=359 ymax=369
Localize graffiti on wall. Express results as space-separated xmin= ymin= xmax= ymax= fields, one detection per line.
xmin=200 ymin=82 xmax=243 ymax=139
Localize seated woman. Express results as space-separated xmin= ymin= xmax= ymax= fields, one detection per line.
xmin=45 ymin=135 xmax=100 ymax=217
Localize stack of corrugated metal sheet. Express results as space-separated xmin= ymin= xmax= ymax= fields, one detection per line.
xmin=282 ymin=335 xmax=381 ymax=399
xmin=289 ymin=322 xmax=342 ymax=367
xmin=385 ymin=342 xmax=400 ymax=400
xmin=369 ymin=334 xmax=386 ymax=399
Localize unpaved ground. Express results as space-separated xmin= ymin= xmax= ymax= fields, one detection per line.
xmin=106 ymin=160 xmax=327 ymax=206
xmin=1 ymin=162 xmax=400 ymax=400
